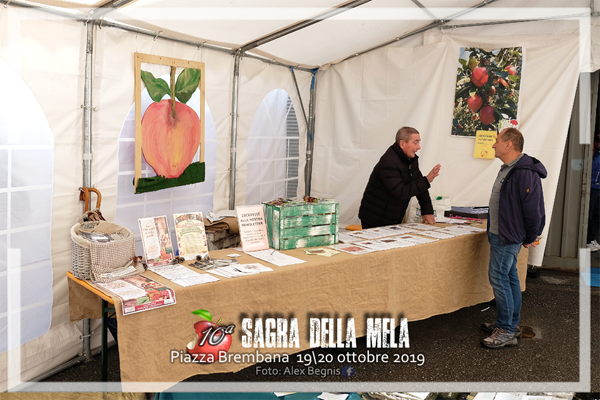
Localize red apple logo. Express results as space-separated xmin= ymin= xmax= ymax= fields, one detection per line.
xmin=186 ymin=309 xmax=234 ymax=363
xmin=140 ymin=68 xmax=202 ymax=179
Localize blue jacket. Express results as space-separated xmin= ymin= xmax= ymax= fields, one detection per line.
xmin=488 ymin=154 xmax=547 ymax=245
xmin=592 ymin=149 xmax=600 ymax=190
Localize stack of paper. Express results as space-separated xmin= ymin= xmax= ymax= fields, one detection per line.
xmin=328 ymin=243 xmax=376 ymax=255
xmin=403 ymin=223 xmax=440 ymax=231
xmin=413 ymin=230 xmax=456 ymax=240
xmin=434 ymin=226 xmax=474 ymax=236
xmin=348 ymin=228 xmax=394 ymax=240
xmin=395 ymin=234 xmax=438 ymax=245
xmin=338 ymin=231 xmax=360 ymax=243
xmin=381 ymin=225 xmax=419 ymax=235
xmin=246 ymin=249 xmax=306 ymax=267
xmin=149 ymin=264 xmax=220 ymax=287
xmin=304 ymin=247 xmax=340 ymax=257
xmin=207 ymin=263 xmax=274 ymax=278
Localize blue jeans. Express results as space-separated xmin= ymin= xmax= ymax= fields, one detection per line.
xmin=488 ymin=232 xmax=522 ymax=334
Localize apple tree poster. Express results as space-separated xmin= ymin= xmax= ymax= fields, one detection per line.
xmin=452 ymin=47 xmax=523 ymax=137
xmin=133 ymin=53 xmax=205 ymax=193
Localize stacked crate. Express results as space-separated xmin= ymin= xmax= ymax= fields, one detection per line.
xmin=264 ymin=200 xmax=339 ymax=250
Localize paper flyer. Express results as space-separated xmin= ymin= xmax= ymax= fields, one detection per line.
xmin=474 ymin=130 xmax=497 ymax=159
xmin=138 ymin=216 xmax=174 ymax=267
xmin=96 ymin=275 xmax=176 ymax=315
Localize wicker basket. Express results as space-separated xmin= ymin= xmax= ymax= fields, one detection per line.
xmin=71 ymin=219 xmax=141 ymax=282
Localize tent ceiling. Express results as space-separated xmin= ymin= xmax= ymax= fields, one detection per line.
xmin=7 ymin=0 xmax=595 ymax=67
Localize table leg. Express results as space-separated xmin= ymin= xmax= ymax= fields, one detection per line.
xmin=101 ymin=300 xmax=115 ymax=382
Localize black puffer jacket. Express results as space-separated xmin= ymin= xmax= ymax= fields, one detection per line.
xmin=358 ymin=142 xmax=433 ymax=228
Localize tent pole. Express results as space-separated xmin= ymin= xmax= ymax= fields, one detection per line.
xmin=305 ymin=70 xmax=318 ymax=196
xmin=82 ymin=20 xmax=94 ymax=362
xmin=290 ymin=67 xmax=308 ymax=127
xmin=239 ymin=0 xmax=372 ymax=53
xmin=229 ymin=50 xmax=242 ymax=210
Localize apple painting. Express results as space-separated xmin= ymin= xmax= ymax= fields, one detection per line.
xmin=141 ymin=67 xmax=202 ymax=179
xmin=186 ymin=309 xmax=234 ymax=363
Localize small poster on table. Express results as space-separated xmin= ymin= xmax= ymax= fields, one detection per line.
xmin=173 ymin=212 xmax=209 ymax=260
xmin=236 ymin=205 xmax=269 ymax=252
xmin=138 ymin=216 xmax=174 ymax=267
xmin=96 ymin=275 xmax=176 ymax=315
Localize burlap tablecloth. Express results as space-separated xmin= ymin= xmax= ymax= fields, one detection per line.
xmin=67 ymin=229 xmax=527 ymax=389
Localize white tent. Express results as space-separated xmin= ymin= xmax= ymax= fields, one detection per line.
xmin=0 ymin=0 xmax=598 ymax=391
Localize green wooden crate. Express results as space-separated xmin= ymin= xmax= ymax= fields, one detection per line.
xmin=263 ymin=200 xmax=339 ymax=250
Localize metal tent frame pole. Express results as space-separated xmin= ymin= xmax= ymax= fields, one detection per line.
xmin=305 ymin=70 xmax=318 ymax=196
xmin=239 ymin=0 xmax=372 ymax=53
xmin=81 ymin=19 xmax=94 ymax=363
xmin=229 ymin=50 xmax=242 ymax=210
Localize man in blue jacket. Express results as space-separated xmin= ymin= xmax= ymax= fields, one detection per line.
xmin=586 ymin=134 xmax=600 ymax=251
xmin=481 ymin=127 xmax=546 ymax=349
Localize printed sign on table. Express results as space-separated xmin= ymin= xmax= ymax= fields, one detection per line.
xmin=236 ymin=205 xmax=269 ymax=252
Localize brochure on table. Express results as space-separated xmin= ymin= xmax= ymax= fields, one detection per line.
xmin=173 ymin=212 xmax=209 ymax=261
xmin=150 ymin=263 xmax=219 ymax=287
xmin=138 ymin=216 xmax=174 ymax=267
xmin=236 ymin=205 xmax=269 ymax=252
xmin=96 ymin=275 xmax=176 ymax=315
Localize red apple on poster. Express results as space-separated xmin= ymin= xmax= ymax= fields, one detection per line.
xmin=471 ymin=67 xmax=489 ymax=87
xmin=142 ymin=99 xmax=201 ymax=179
xmin=467 ymin=94 xmax=482 ymax=111
xmin=506 ymin=65 xmax=517 ymax=75
xmin=480 ymin=105 xmax=495 ymax=125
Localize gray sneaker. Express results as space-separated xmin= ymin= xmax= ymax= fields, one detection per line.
xmin=481 ymin=321 xmax=521 ymax=338
xmin=481 ymin=327 xmax=518 ymax=349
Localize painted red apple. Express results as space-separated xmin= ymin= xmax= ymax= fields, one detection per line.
xmin=480 ymin=105 xmax=495 ymax=125
xmin=471 ymin=67 xmax=489 ymax=87
xmin=186 ymin=310 xmax=233 ymax=363
xmin=467 ymin=94 xmax=482 ymax=111
xmin=506 ymin=65 xmax=517 ymax=75
xmin=142 ymin=99 xmax=201 ymax=179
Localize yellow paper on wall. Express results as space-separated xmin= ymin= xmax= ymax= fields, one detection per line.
xmin=474 ymin=130 xmax=497 ymax=159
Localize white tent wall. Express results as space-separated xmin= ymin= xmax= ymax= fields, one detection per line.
xmin=0 ymin=7 xmax=87 ymax=389
xmin=312 ymin=24 xmax=582 ymax=268
xmin=235 ymin=57 xmax=311 ymax=206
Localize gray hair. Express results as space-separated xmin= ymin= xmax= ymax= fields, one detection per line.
xmin=395 ymin=126 xmax=420 ymax=144
xmin=500 ymin=128 xmax=524 ymax=152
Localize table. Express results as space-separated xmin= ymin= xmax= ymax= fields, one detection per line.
xmin=68 ymin=227 xmax=528 ymax=389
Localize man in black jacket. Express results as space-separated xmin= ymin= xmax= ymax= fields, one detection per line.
xmin=358 ymin=126 xmax=441 ymax=229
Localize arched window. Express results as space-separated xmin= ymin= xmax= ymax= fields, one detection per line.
xmin=246 ymin=89 xmax=300 ymax=205
xmin=114 ymin=75 xmax=216 ymax=256
xmin=0 ymin=59 xmax=54 ymax=352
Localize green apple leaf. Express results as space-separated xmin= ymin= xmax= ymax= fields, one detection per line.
xmin=175 ymin=68 xmax=201 ymax=104
xmin=191 ymin=309 xmax=212 ymax=322
xmin=141 ymin=71 xmax=170 ymax=103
